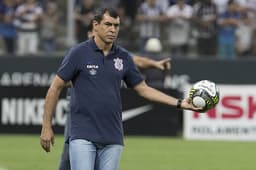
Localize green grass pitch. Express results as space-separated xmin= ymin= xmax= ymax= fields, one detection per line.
xmin=0 ymin=134 xmax=255 ymax=170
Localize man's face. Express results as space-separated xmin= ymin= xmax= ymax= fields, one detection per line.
xmin=94 ymin=13 xmax=120 ymax=44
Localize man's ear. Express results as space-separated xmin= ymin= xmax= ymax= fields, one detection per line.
xmin=93 ymin=20 xmax=98 ymax=32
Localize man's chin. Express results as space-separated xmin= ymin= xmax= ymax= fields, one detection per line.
xmin=105 ymin=38 xmax=115 ymax=44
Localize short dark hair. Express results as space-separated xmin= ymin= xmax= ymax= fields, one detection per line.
xmin=93 ymin=8 xmax=119 ymax=23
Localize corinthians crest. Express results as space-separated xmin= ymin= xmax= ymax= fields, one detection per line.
xmin=114 ymin=57 xmax=123 ymax=71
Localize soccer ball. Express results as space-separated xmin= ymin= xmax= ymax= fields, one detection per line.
xmin=189 ymin=80 xmax=219 ymax=112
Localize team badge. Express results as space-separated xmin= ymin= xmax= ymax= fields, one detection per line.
xmin=114 ymin=58 xmax=123 ymax=71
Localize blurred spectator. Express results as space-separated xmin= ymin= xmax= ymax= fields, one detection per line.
xmin=169 ymin=0 xmax=194 ymax=6
xmin=235 ymin=0 xmax=256 ymax=19
xmin=244 ymin=0 xmax=256 ymax=12
xmin=99 ymin=0 xmax=120 ymax=10
xmin=156 ymin=0 xmax=170 ymax=12
xmin=115 ymin=3 xmax=133 ymax=48
xmin=213 ymin=0 xmax=251 ymax=14
xmin=213 ymin=0 xmax=229 ymax=14
xmin=136 ymin=0 xmax=164 ymax=51
xmin=121 ymin=0 xmax=139 ymax=20
xmin=40 ymin=1 xmax=58 ymax=54
xmin=193 ymin=0 xmax=217 ymax=56
xmin=37 ymin=0 xmax=48 ymax=7
xmin=14 ymin=0 xmax=23 ymax=6
xmin=74 ymin=0 xmax=95 ymax=43
xmin=236 ymin=10 xmax=255 ymax=56
xmin=251 ymin=28 xmax=256 ymax=56
xmin=14 ymin=0 xmax=43 ymax=55
xmin=165 ymin=0 xmax=193 ymax=57
xmin=217 ymin=0 xmax=241 ymax=59
xmin=0 ymin=0 xmax=17 ymax=54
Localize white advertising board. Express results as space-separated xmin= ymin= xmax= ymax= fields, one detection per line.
xmin=184 ymin=85 xmax=256 ymax=141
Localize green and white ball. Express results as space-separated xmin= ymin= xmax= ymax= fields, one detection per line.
xmin=189 ymin=80 xmax=219 ymax=112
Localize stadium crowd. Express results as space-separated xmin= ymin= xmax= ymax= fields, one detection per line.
xmin=1 ymin=0 xmax=256 ymax=58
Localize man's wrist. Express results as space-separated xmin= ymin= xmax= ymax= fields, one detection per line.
xmin=176 ymin=99 xmax=182 ymax=109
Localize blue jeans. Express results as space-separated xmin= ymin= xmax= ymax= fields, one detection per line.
xmin=69 ymin=139 xmax=123 ymax=170
xmin=218 ymin=40 xmax=236 ymax=59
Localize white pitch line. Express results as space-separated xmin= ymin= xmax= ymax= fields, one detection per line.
xmin=0 ymin=166 xmax=8 ymax=170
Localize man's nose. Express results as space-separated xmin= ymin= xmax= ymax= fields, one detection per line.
xmin=109 ymin=25 xmax=117 ymax=32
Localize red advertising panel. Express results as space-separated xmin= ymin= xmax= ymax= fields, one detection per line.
xmin=184 ymin=85 xmax=256 ymax=141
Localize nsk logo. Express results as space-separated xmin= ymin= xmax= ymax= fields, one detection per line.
xmin=193 ymin=95 xmax=256 ymax=119
xmin=87 ymin=65 xmax=99 ymax=69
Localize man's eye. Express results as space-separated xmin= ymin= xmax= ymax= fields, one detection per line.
xmin=105 ymin=23 xmax=112 ymax=26
xmin=105 ymin=23 xmax=119 ymax=27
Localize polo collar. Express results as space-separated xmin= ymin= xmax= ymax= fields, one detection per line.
xmin=89 ymin=37 xmax=116 ymax=53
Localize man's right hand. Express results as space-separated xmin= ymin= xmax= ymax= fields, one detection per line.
xmin=154 ymin=58 xmax=171 ymax=70
xmin=40 ymin=126 xmax=55 ymax=152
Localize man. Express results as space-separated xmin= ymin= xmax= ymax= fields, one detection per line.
xmin=165 ymin=0 xmax=193 ymax=57
xmin=40 ymin=8 xmax=200 ymax=170
xmin=217 ymin=0 xmax=240 ymax=59
xmin=59 ymin=20 xmax=171 ymax=170
xmin=193 ymin=0 xmax=217 ymax=56
xmin=74 ymin=0 xmax=95 ymax=43
xmin=14 ymin=0 xmax=42 ymax=55
xmin=0 ymin=0 xmax=17 ymax=54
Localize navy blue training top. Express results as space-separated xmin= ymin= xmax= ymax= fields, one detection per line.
xmin=57 ymin=38 xmax=143 ymax=145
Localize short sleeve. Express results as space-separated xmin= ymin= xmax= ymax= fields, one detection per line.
xmin=123 ymin=53 xmax=144 ymax=88
xmin=57 ymin=47 xmax=79 ymax=82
